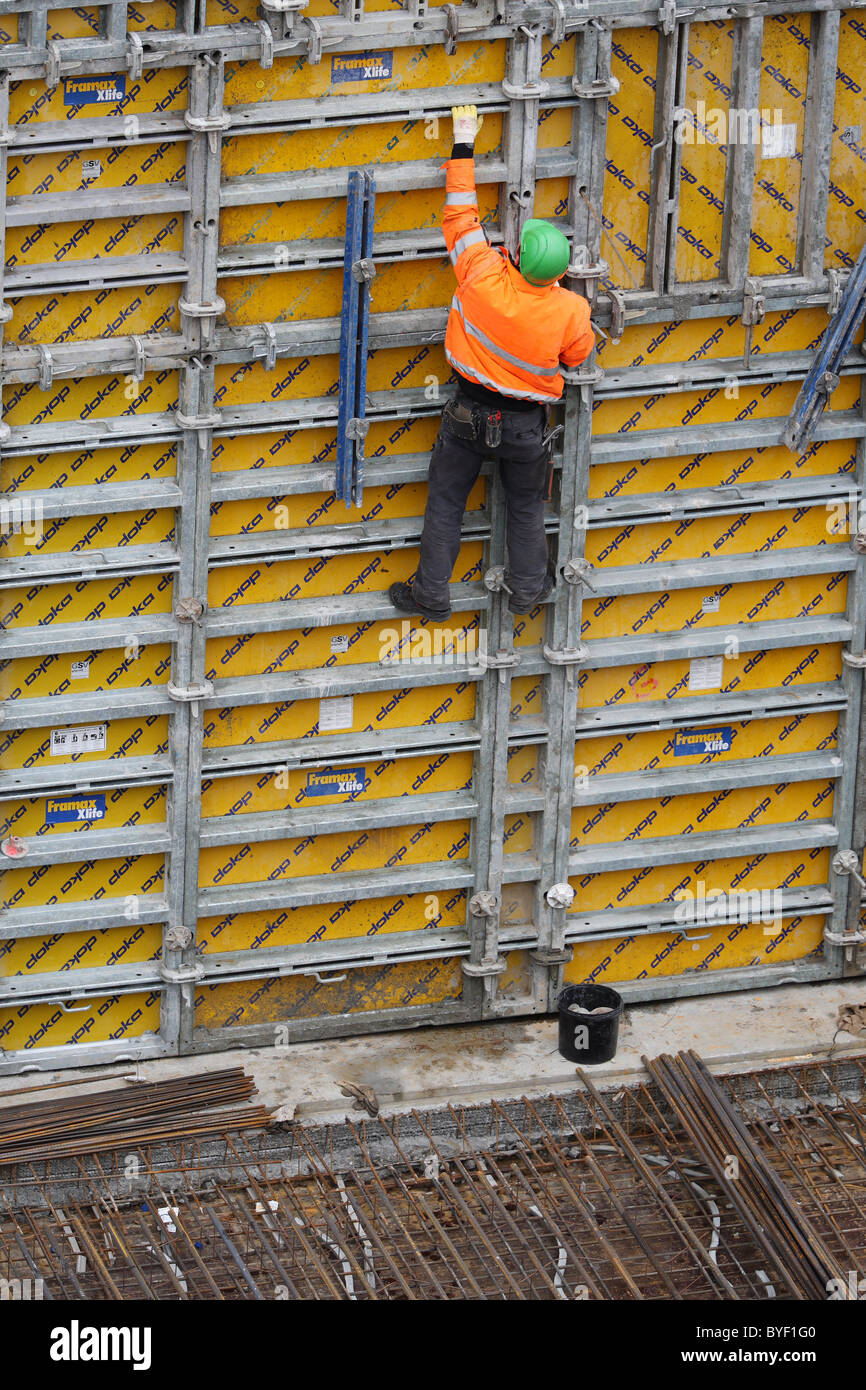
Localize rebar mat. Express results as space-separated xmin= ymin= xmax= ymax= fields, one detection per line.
xmin=1 ymin=1055 xmax=864 ymax=1300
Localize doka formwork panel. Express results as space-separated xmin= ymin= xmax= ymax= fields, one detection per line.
xmin=1 ymin=1 xmax=866 ymax=1072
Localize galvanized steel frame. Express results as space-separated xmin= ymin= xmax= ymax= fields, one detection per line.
xmin=1 ymin=0 xmax=864 ymax=1072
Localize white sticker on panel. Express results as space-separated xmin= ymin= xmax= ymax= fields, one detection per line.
xmin=701 ymin=595 xmax=720 ymax=613
xmin=70 ymin=660 xmax=90 ymax=679
xmin=688 ymin=657 xmax=724 ymax=692
xmin=761 ymin=122 xmax=797 ymax=160
xmin=50 ymin=725 xmax=108 ymax=756
xmin=318 ymin=696 xmax=354 ymax=732
xmin=330 ymin=635 xmax=349 ymax=654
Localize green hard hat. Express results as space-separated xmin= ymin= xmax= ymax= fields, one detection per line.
xmin=519 ymin=219 xmax=571 ymax=285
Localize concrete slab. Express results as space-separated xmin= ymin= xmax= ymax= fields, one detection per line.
xmin=2 ymin=978 xmax=865 ymax=1125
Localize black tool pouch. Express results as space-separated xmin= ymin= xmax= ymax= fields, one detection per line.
xmin=442 ymin=398 xmax=480 ymax=442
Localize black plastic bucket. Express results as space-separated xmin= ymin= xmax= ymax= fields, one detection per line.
xmin=556 ymin=983 xmax=623 ymax=1064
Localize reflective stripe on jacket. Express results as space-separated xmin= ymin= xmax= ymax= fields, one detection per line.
xmin=441 ymin=157 xmax=595 ymax=403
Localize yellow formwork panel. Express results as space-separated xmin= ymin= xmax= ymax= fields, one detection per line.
xmin=510 ymin=674 xmax=544 ymax=722
xmin=1 ymin=920 xmax=161 ymax=983
xmin=6 ymin=784 xmax=167 ymax=839
xmin=203 ymin=683 xmax=477 ymax=749
xmin=7 ymin=286 xmax=180 ymax=345
xmin=10 ymin=69 xmax=189 ymax=128
xmin=207 ymin=614 xmax=485 ymax=681
xmin=827 ymin=12 xmax=866 ymax=269
xmin=206 ymin=545 xmax=484 ymax=612
xmin=3 ymin=854 xmax=166 ymax=912
xmin=1 ymin=715 xmax=169 ymax=773
xmin=749 ymin=13 xmax=811 ymax=277
xmin=577 ymin=642 xmax=842 ymax=709
xmin=2 ymin=574 xmax=174 ymax=632
xmin=224 ymin=258 xmax=460 ymax=326
xmin=589 ymin=507 xmax=846 ymax=567
xmin=571 ymin=849 xmax=830 ymax=911
xmin=1 ymin=508 xmax=175 ymax=559
xmin=224 ymin=40 xmax=508 ymax=108
xmin=591 ymin=437 xmax=855 ymax=500
xmin=212 ymin=418 xmax=440 ymax=473
xmin=127 ymin=1 xmax=180 ymax=31
xmin=677 ymin=21 xmax=734 ymax=282
xmin=2 ymin=370 xmax=178 ymax=425
xmin=598 ymin=307 xmax=859 ymax=373
xmin=601 ymin=28 xmax=660 ymax=289
xmin=194 ymin=956 xmax=464 ymax=1029
xmin=210 ymin=479 xmax=483 ymax=535
xmin=573 ymin=779 xmax=834 ymax=846
xmin=0 ymin=992 xmax=161 ymax=1052
xmin=565 ymin=915 xmax=825 ymax=987
xmin=198 ymin=887 xmax=469 ymax=954
xmin=215 ymin=348 xmax=449 ymax=408
xmin=201 ymin=752 xmax=473 ymax=816
xmin=1 ymin=442 xmax=178 ymax=492
xmin=581 ymin=573 xmax=847 ymax=642
xmin=575 ymin=711 xmax=838 ymax=778
xmin=0 ymin=644 xmax=172 ymax=702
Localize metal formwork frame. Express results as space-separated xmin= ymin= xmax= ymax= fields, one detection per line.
xmin=1 ymin=0 xmax=864 ymax=1072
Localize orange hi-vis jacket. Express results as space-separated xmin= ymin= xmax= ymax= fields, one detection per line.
xmin=442 ymin=156 xmax=595 ymax=403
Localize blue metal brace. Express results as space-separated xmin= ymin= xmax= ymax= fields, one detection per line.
xmin=783 ymin=241 xmax=866 ymax=455
xmin=337 ymin=170 xmax=376 ymax=506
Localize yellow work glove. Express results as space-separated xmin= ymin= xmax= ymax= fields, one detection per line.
xmin=451 ymin=104 xmax=483 ymax=144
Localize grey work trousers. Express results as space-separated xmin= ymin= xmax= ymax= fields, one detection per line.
xmin=412 ymin=391 xmax=551 ymax=614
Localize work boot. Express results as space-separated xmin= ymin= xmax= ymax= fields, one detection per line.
xmin=388 ymin=581 xmax=451 ymax=622
xmin=507 ymin=570 xmax=556 ymax=616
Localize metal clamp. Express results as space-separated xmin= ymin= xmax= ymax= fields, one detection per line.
xmin=572 ymin=74 xmax=620 ymax=99
xmin=548 ymin=0 xmax=568 ymax=44
xmin=483 ymin=565 xmax=512 ymax=594
xmin=851 ymin=532 xmax=866 ymax=555
xmin=310 ymin=970 xmax=348 ymax=985
xmin=351 ymin=257 xmax=377 ymax=284
xmin=179 ymin=295 xmax=226 ymax=320
xmin=658 ymin=0 xmax=677 ymax=33
xmin=37 ymin=345 xmax=54 ymax=392
xmin=1 ymin=836 xmax=28 ymax=859
xmin=164 ymin=924 xmax=193 ymax=949
xmin=129 ymin=334 xmax=146 ymax=384
xmin=0 ymin=301 xmax=13 ymax=323
xmin=159 ymin=960 xmax=206 ymax=984
xmin=543 ymin=643 xmax=588 ymax=666
xmin=503 ymin=77 xmax=551 ymax=100
xmin=175 ymin=597 xmax=205 ymax=624
xmin=0 ymin=419 xmax=10 ymax=445
xmin=346 ymin=417 xmax=370 ymax=444
xmin=461 ymin=957 xmax=508 ymax=978
xmin=842 ymin=649 xmax=866 ymax=669
xmin=128 ymin=32 xmax=145 ymax=82
xmin=45 ymin=41 xmax=62 ymax=89
xmin=0 ymin=123 xmax=16 ymax=148
xmin=184 ymin=111 xmax=232 ymax=135
xmin=546 ymin=882 xmax=575 ymax=909
xmin=826 ymin=268 xmax=846 ymax=317
xmin=469 ymin=891 xmax=498 ymax=918
xmin=824 ymin=927 xmax=866 ymax=945
xmin=562 ymin=558 xmax=597 ymax=591
xmin=175 ymin=409 xmax=222 ymax=430
xmin=567 ymin=251 xmax=609 ymax=281
xmin=742 ymin=277 xmax=765 ymax=327
xmin=167 ymin=680 xmax=214 ymax=702
xmin=817 ymin=369 xmax=840 ymax=397
xmin=256 ymin=19 xmax=275 ymax=70
xmin=561 ymin=363 xmax=603 ymax=387
xmin=304 ymin=15 xmax=324 ymax=65
xmin=606 ymin=285 xmax=626 ymax=343
xmin=483 ymin=650 xmax=521 ymax=673
xmin=260 ymin=322 xmax=278 ymax=372
xmin=832 ymin=849 xmax=866 ymax=890
xmin=443 ymin=4 xmax=460 ymax=55
xmin=531 ymin=946 xmax=573 ymax=964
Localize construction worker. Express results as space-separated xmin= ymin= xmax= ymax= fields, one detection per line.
xmin=389 ymin=104 xmax=595 ymax=621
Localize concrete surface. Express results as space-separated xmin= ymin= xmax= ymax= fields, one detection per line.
xmin=2 ymin=978 xmax=865 ymax=1126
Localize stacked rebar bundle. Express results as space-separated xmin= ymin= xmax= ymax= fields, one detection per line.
xmin=641 ymin=1050 xmax=855 ymax=1300
xmin=0 ymin=1069 xmax=269 ymax=1166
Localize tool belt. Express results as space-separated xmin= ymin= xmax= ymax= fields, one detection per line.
xmin=442 ymin=397 xmax=503 ymax=448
